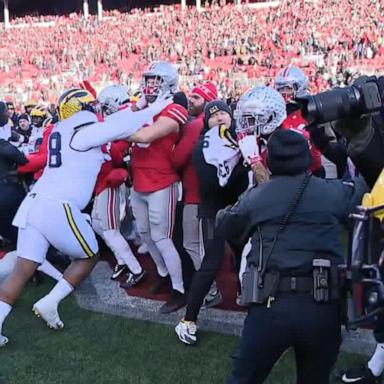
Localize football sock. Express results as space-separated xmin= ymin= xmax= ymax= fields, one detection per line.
xmin=38 ymin=260 xmax=63 ymax=281
xmin=44 ymin=278 xmax=74 ymax=305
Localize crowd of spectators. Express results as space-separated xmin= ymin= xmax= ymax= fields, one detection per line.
xmin=0 ymin=0 xmax=384 ymax=106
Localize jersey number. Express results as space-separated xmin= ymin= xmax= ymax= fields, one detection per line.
xmin=48 ymin=132 xmax=62 ymax=168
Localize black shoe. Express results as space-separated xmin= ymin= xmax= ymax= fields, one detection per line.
xmin=120 ymin=270 xmax=147 ymax=289
xmin=148 ymin=276 xmax=169 ymax=294
xmin=159 ymin=290 xmax=186 ymax=314
xmin=339 ymin=364 xmax=381 ymax=383
xmin=111 ymin=264 xmax=128 ymax=280
xmin=201 ymin=289 xmax=223 ymax=309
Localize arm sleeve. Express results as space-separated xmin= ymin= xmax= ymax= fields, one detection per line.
xmin=172 ymin=119 xmax=203 ymax=170
xmin=0 ymin=139 xmax=28 ymax=166
xmin=344 ymin=176 xmax=369 ymax=214
xmin=71 ymin=107 xmax=161 ymax=151
xmin=348 ymin=120 xmax=384 ymax=188
xmin=18 ymin=125 xmax=51 ymax=174
xmin=18 ymin=152 xmax=45 ymax=174
xmin=332 ymin=177 xmax=369 ymax=220
xmin=215 ymin=188 xmax=254 ymax=239
xmin=160 ymin=104 xmax=188 ymax=127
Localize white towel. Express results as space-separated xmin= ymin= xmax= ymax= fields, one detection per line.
xmin=202 ymin=125 xmax=241 ymax=187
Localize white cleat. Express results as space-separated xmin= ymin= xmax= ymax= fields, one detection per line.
xmin=0 ymin=334 xmax=9 ymax=347
xmin=32 ymin=298 xmax=64 ymax=330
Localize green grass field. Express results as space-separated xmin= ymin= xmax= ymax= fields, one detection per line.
xmin=0 ymin=280 xmax=366 ymax=384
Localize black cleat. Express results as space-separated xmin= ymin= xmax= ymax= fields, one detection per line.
xmin=120 ymin=270 xmax=147 ymax=289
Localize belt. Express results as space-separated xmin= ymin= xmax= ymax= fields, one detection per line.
xmin=278 ymin=276 xmax=313 ymax=293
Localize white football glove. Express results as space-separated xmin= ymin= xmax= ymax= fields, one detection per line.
xmin=237 ymin=133 xmax=261 ymax=166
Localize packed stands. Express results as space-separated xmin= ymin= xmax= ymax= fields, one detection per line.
xmin=0 ymin=0 xmax=383 ymax=107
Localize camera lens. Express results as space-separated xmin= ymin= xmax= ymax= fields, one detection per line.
xmin=298 ymin=86 xmax=361 ymax=124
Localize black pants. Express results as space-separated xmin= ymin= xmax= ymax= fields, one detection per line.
xmin=0 ymin=181 xmax=26 ymax=245
xmin=184 ymin=217 xmax=226 ymax=321
xmin=228 ymin=294 xmax=341 ymax=384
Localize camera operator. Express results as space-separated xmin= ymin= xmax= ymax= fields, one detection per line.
xmin=297 ymin=76 xmax=384 ymax=188
xmin=0 ymin=101 xmax=28 ymax=247
xmin=216 ymin=129 xmax=367 ymax=384
xmin=331 ymin=113 xmax=384 ymax=188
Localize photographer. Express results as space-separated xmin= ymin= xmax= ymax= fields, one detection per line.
xmin=298 ymin=76 xmax=384 ymax=188
xmin=332 ymin=112 xmax=384 ymax=188
xmin=216 ymin=129 xmax=367 ymax=384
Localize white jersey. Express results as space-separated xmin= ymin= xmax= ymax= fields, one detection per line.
xmin=32 ymin=111 xmax=104 ymax=210
xmin=26 ymin=97 xmax=173 ymax=210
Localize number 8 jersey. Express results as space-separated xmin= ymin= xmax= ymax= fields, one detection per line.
xmin=32 ymin=111 xmax=104 ymax=210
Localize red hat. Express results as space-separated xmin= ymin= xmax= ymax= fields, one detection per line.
xmin=191 ymin=82 xmax=218 ymax=102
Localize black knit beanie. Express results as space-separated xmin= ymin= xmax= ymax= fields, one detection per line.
xmin=18 ymin=113 xmax=31 ymax=123
xmin=266 ymin=129 xmax=311 ymax=176
xmin=204 ymin=100 xmax=232 ymax=127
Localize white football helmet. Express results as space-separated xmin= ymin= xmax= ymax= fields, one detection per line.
xmin=141 ymin=61 xmax=179 ymax=103
xmin=275 ymin=65 xmax=308 ymax=102
xmin=234 ymin=86 xmax=287 ymax=137
xmin=98 ymin=84 xmax=130 ymax=115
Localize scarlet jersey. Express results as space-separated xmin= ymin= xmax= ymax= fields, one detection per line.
xmin=172 ymin=113 xmax=204 ymax=204
xmin=18 ymin=124 xmax=54 ymax=180
xmin=281 ymin=108 xmax=322 ymax=172
xmin=94 ymin=140 xmax=130 ymax=196
xmin=131 ymin=103 xmax=188 ymax=193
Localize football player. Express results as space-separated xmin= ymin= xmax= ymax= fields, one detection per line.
xmin=130 ymin=61 xmax=189 ymax=313
xmin=93 ymin=84 xmax=146 ymax=287
xmin=28 ymin=104 xmax=51 ymax=153
xmin=275 ymin=65 xmax=324 ymax=177
xmin=0 ymin=88 xmax=170 ymax=347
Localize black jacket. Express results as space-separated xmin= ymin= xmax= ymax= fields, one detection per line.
xmin=348 ymin=113 xmax=384 ymax=188
xmin=0 ymin=139 xmax=28 ymax=177
xmin=216 ymin=174 xmax=367 ymax=274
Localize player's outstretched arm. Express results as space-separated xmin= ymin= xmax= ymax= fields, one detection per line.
xmin=71 ymin=97 xmax=172 ymax=151
xmin=127 ymin=116 xmax=179 ymax=144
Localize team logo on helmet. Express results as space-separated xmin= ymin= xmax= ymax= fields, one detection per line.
xmin=56 ymin=89 xmax=96 ymax=121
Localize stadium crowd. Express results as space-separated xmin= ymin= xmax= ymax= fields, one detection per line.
xmin=1 ymin=0 xmax=384 ymax=106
